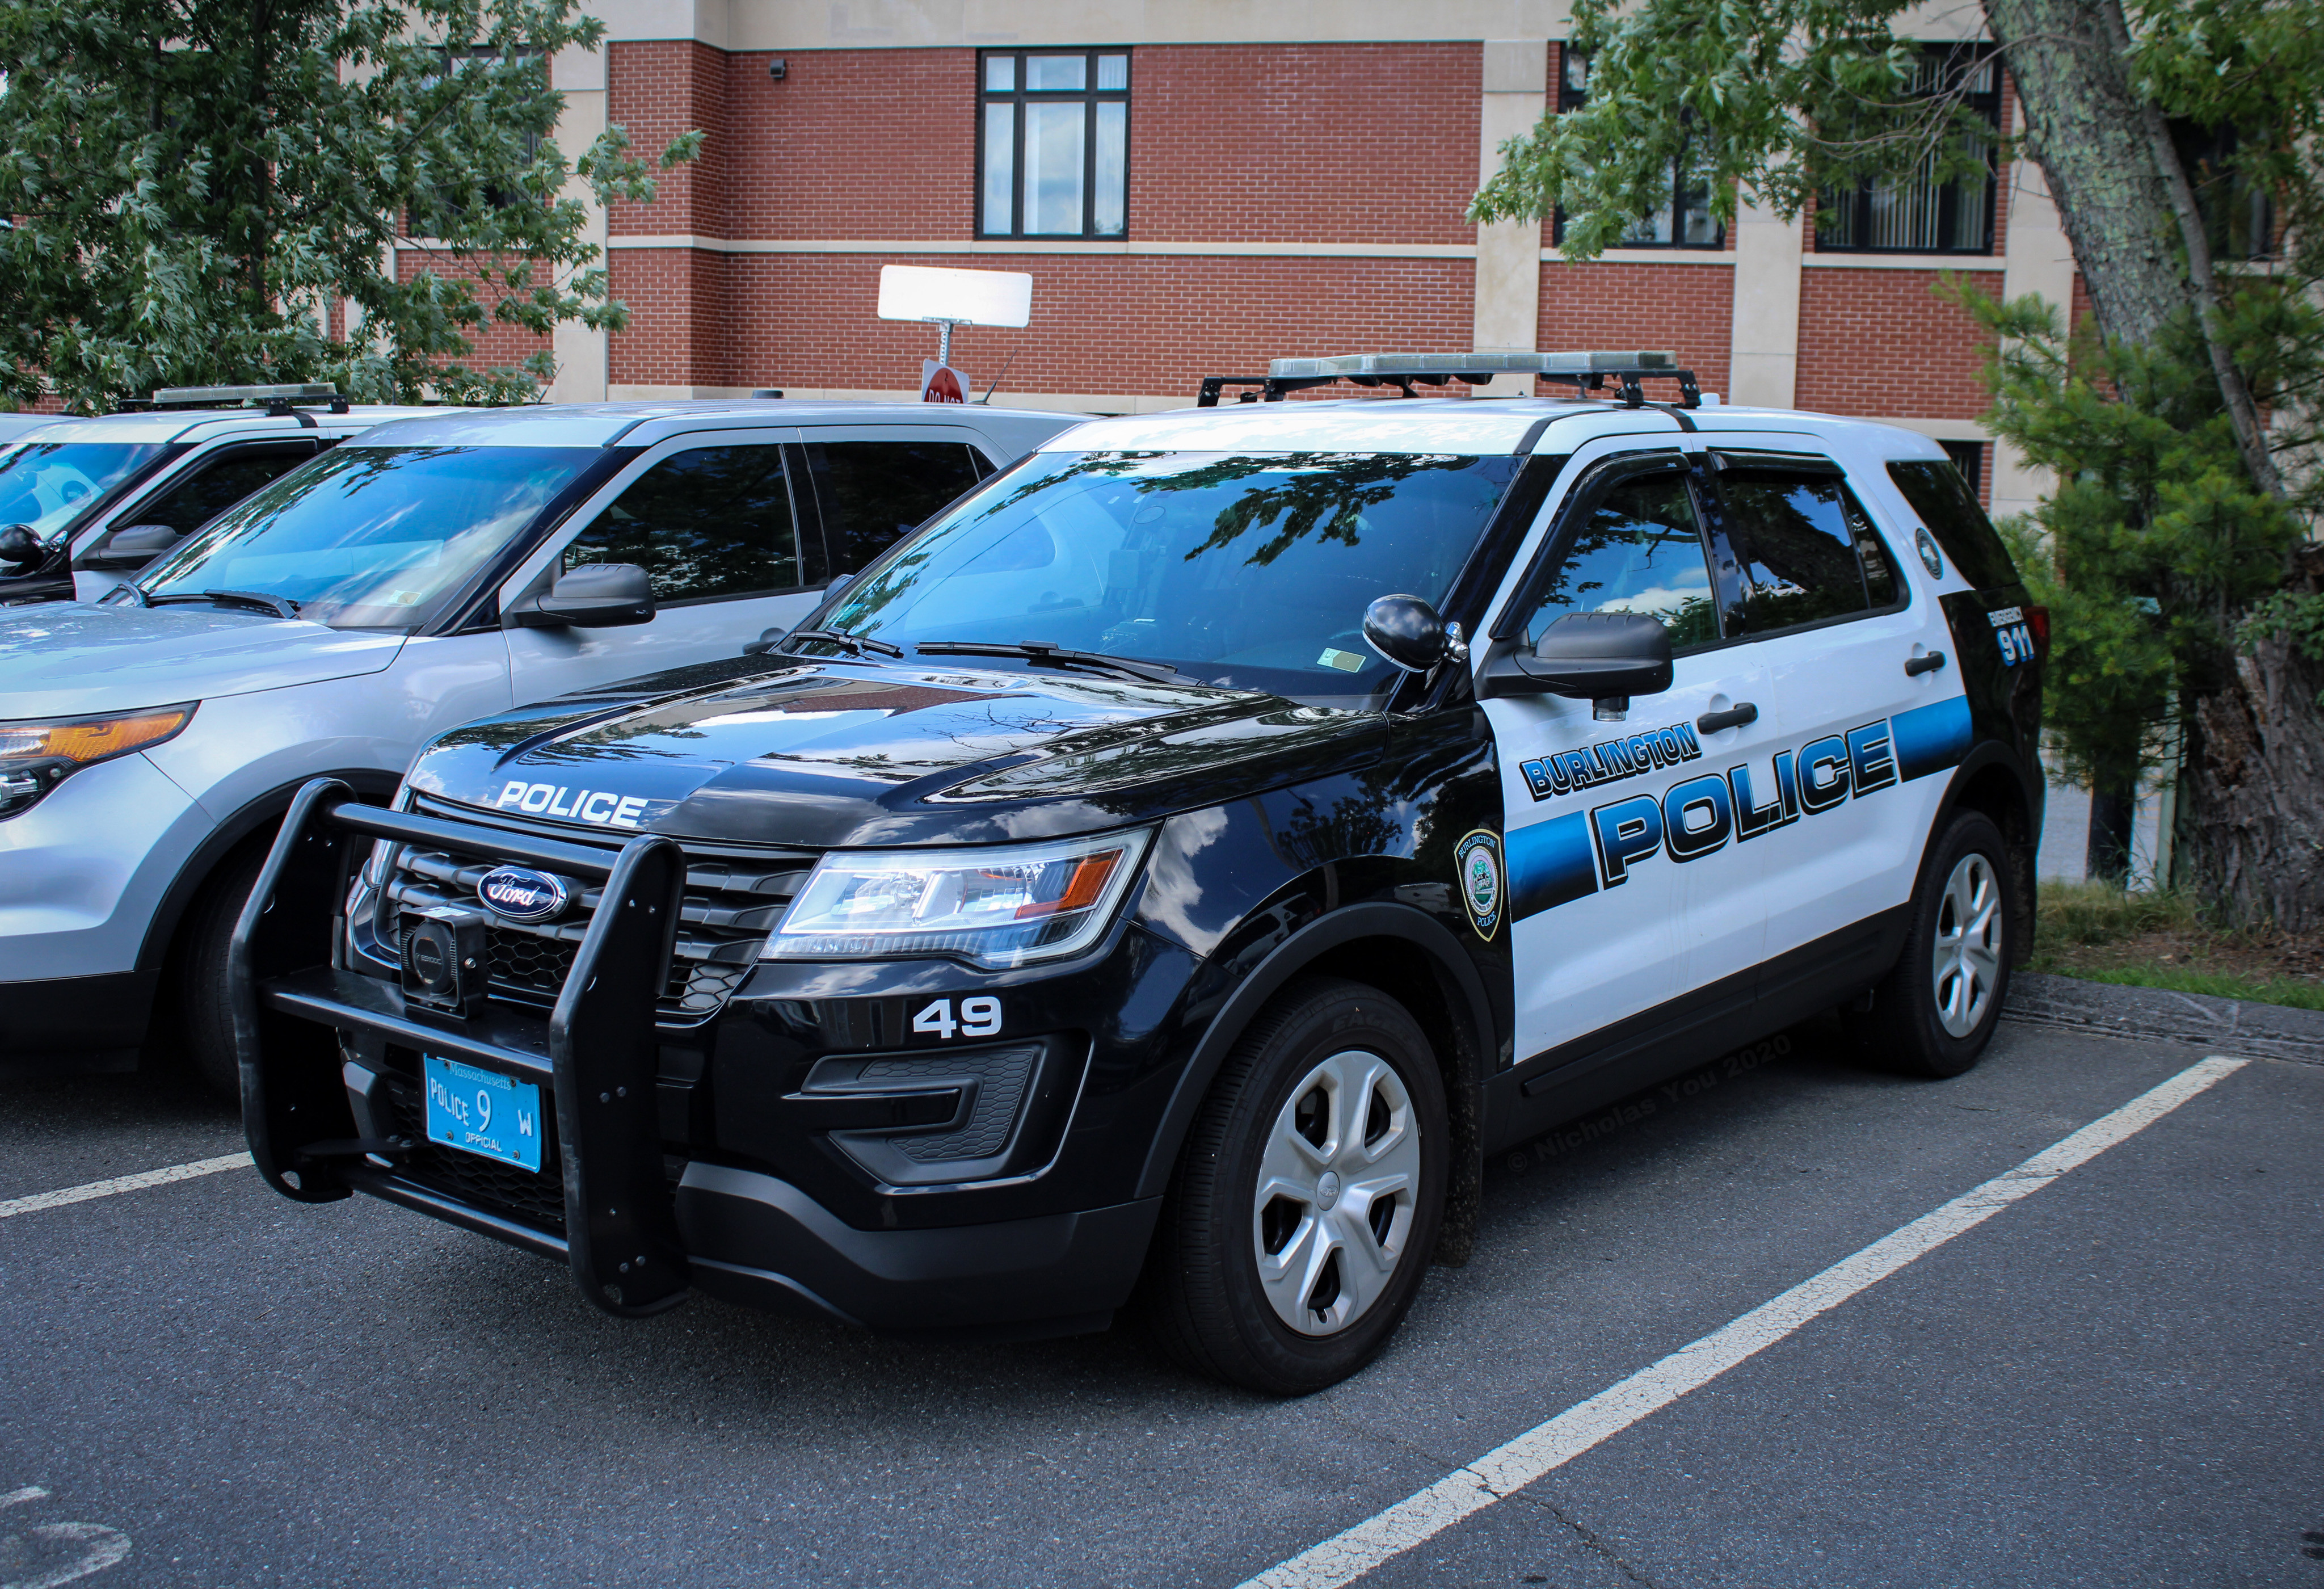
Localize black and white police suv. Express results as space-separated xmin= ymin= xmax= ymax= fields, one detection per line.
xmin=234 ymin=352 xmax=2045 ymax=1394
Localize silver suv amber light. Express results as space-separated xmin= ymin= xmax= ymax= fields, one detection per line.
xmin=0 ymin=704 xmax=195 ymax=819
xmin=765 ymin=828 xmax=1153 ymax=969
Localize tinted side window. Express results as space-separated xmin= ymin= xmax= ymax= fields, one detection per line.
xmin=132 ymin=447 xmax=314 ymax=539
xmin=805 ymin=441 xmax=985 ymax=573
xmin=1887 ymin=459 xmax=2020 ymax=589
xmin=1524 ymin=470 xmax=1720 ymax=648
xmin=1721 ymin=471 xmax=1888 ymax=631
xmin=565 ymin=444 xmax=799 ymax=603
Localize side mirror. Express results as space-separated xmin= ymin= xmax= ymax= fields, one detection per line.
xmin=89 ymin=524 xmax=179 ymax=568
xmin=1479 ymin=612 xmax=1674 ymax=703
xmin=0 ymin=524 xmax=41 ymax=568
xmin=513 ymin=562 xmax=655 ymax=629
xmin=1362 ymin=594 xmax=1469 ymax=674
xmin=742 ymin=627 xmax=786 ymax=657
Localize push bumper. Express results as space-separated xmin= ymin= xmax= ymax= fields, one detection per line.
xmin=233 ymin=779 xmax=1154 ymax=1335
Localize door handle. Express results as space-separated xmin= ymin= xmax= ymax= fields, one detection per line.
xmin=1695 ymin=703 xmax=1758 ymax=734
xmin=1905 ymin=650 xmax=1947 ymax=677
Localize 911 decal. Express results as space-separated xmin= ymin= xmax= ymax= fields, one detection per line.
xmin=1988 ymin=605 xmax=2037 ymax=668
xmin=1506 ymin=695 xmax=1971 ymax=921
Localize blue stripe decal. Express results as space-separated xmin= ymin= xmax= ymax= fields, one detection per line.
xmin=1508 ymin=811 xmax=1599 ymax=920
xmin=1891 ymin=695 xmax=1973 ymax=782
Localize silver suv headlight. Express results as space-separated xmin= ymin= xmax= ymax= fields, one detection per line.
xmin=763 ymin=828 xmax=1153 ymax=969
xmin=0 ymin=704 xmax=196 ymax=819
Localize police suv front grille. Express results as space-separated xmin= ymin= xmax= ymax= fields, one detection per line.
xmin=380 ymin=799 xmax=816 ymax=1024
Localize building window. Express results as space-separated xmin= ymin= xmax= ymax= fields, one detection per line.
xmin=2174 ymin=123 xmax=2275 ymax=262
xmin=1554 ymin=49 xmax=1725 ymax=249
xmin=1940 ymin=440 xmax=1986 ymax=503
xmin=1817 ymin=49 xmax=1999 ymax=254
xmin=978 ymin=51 xmax=1129 ymax=239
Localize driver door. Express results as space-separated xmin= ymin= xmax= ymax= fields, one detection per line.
xmin=1480 ymin=447 xmax=1781 ymax=1078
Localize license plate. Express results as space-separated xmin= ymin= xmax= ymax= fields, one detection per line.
xmin=423 ymin=1056 xmax=544 ymax=1172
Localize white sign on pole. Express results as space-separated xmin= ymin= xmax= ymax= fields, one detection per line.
xmin=877 ymin=266 xmax=1032 ymax=328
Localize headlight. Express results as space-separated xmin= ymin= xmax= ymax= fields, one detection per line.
xmin=764 ymin=828 xmax=1153 ymax=969
xmin=0 ymin=704 xmax=196 ymax=819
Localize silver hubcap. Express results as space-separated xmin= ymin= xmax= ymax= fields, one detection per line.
xmin=1932 ymin=852 xmax=2003 ymax=1037
xmin=1251 ymin=1049 xmax=1421 ymax=1336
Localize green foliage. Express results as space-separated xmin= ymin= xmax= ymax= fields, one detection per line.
xmin=0 ymin=0 xmax=700 ymax=410
xmin=1468 ymin=0 xmax=2002 ymax=253
xmin=1957 ymin=283 xmax=2310 ymax=791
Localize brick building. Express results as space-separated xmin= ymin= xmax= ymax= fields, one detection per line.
xmin=513 ymin=2 xmax=2083 ymax=516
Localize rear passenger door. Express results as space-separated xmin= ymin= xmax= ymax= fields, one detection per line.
xmin=503 ymin=432 xmax=816 ymax=703
xmin=1704 ymin=446 xmax=1957 ymax=968
xmin=794 ymin=430 xmax=991 ymax=576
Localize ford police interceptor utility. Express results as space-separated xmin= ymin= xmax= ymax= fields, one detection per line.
xmin=232 ymin=354 xmax=2045 ymax=1394
xmin=0 ymin=385 xmax=449 ymax=606
xmin=0 ymin=399 xmax=1075 ymax=1088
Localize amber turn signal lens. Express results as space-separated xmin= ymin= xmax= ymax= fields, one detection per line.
xmin=0 ymin=705 xmax=195 ymax=767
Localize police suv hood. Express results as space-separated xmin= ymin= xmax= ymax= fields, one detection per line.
xmin=407 ymin=658 xmax=1386 ymax=849
xmin=0 ymin=602 xmax=403 ymax=718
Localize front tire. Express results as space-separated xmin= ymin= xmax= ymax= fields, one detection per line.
xmin=1144 ymin=978 xmax=1447 ymax=1395
xmin=1847 ymin=810 xmax=2014 ymax=1078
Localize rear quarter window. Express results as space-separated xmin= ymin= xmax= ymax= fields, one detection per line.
xmin=1887 ymin=459 xmax=2022 ymax=590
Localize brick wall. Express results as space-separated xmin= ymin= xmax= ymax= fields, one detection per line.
xmin=1538 ymin=262 xmax=1733 ymax=401
xmin=607 ymin=40 xmax=732 ymax=239
xmin=395 ymin=251 xmax=553 ymax=379
xmin=610 ymin=250 xmax=1476 ymax=396
xmin=1793 ymin=267 xmax=2000 ymax=417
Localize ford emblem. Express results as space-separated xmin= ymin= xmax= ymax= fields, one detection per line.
xmin=476 ymin=865 xmax=572 ymax=924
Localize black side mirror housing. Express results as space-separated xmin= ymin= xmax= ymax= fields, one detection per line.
xmin=1479 ymin=611 xmax=1674 ymax=701
xmin=0 ymin=524 xmax=41 ymax=568
xmin=513 ymin=562 xmax=655 ymax=629
xmin=1362 ymin=594 xmax=1468 ymax=673
xmin=742 ymin=627 xmax=786 ymax=657
xmin=90 ymin=523 xmax=179 ymax=568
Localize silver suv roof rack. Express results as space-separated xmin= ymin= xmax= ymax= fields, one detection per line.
xmin=118 ymin=382 xmax=352 ymax=417
xmin=1195 ymin=351 xmax=1700 ymax=409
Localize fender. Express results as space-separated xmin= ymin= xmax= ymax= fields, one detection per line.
xmin=135 ymin=766 xmax=401 ymax=973
xmin=1925 ymin=738 xmax=2043 ymax=965
xmin=1132 ymin=899 xmax=1496 ymax=1204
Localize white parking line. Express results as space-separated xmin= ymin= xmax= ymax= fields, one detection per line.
xmin=0 ymin=1153 xmax=254 ymax=1221
xmin=1241 ymin=1054 xmax=2251 ymax=1589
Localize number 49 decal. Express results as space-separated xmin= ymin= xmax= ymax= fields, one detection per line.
xmin=912 ymin=997 xmax=1003 ymax=1040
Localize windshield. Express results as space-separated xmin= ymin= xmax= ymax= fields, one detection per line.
xmin=136 ymin=444 xmax=600 ymax=630
xmin=0 ymin=442 xmax=172 ymax=541
xmin=815 ymin=449 xmax=1521 ymax=696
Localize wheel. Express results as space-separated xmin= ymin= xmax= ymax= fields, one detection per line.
xmin=1846 ymin=810 xmax=2013 ymax=1078
xmin=1143 ymin=977 xmax=1447 ymax=1395
xmin=170 ymin=839 xmax=269 ymax=1100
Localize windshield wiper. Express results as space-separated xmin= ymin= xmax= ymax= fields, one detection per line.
xmin=916 ymin=641 xmax=1182 ymax=686
xmin=784 ymin=627 xmax=903 ymax=659
xmin=150 ymin=588 xmax=302 ymax=621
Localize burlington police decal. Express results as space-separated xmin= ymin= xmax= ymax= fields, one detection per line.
xmin=1454 ymin=829 xmax=1504 ymax=941
xmin=1518 ymin=720 xmax=1701 ymax=802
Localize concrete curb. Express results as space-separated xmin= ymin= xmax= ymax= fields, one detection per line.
xmin=2004 ymin=971 xmax=2324 ymax=1064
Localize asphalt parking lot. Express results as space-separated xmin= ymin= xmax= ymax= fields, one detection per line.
xmin=2 ymin=1017 xmax=2315 ymax=1589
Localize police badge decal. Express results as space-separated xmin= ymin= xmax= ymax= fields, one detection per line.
xmin=1454 ymin=829 xmax=1504 ymax=941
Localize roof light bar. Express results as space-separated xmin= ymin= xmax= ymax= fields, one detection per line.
xmin=150 ymin=382 xmax=340 ymax=405
xmin=1265 ymin=350 xmax=1677 ymax=380
xmin=1197 ymin=351 xmax=1699 ymax=409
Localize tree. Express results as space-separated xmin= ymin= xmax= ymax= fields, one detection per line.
xmin=1473 ymin=0 xmax=2324 ymax=927
xmin=0 ymin=0 xmax=701 ymax=410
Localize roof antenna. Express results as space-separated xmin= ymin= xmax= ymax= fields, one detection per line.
xmin=978 ymin=350 xmax=1018 ymax=405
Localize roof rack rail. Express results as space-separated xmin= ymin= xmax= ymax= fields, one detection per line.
xmin=117 ymin=382 xmax=351 ymax=417
xmin=1194 ymin=351 xmax=1700 ymax=409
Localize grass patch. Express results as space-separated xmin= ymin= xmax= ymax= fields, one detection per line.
xmin=2028 ymin=880 xmax=2324 ymax=1013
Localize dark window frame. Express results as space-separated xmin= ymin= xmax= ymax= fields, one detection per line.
xmin=975 ymin=48 xmax=1131 ymax=241
xmin=1816 ymin=44 xmax=2001 ymax=257
xmin=1552 ymin=48 xmax=1727 ymax=251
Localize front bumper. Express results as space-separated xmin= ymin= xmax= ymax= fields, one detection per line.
xmin=233 ymin=779 xmax=1167 ymax=1335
